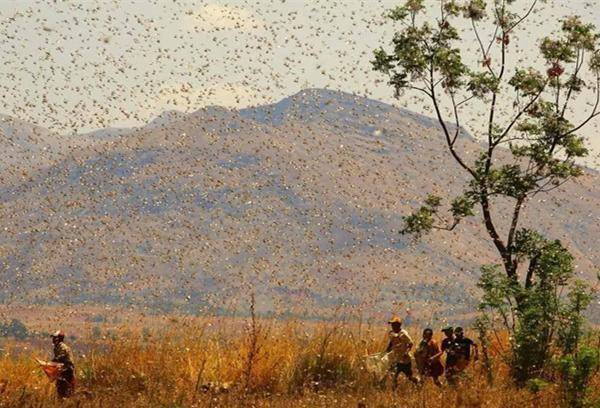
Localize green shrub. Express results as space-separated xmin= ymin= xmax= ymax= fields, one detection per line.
xmin=557 ymin=346 xmax=600 ymax=408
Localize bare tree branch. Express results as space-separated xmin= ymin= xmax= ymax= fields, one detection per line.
xmin=561 ymin=48 xmax=585 ymax=117
xmin=494 ymin=85 xmax=547 ymax=147
xmin=429 ymin=64 xmax=477 ymax=178
xmin=403 ymin=85 xmax=432 ymax=97
xmin=525 ymin=255 xmax=538 ymax=289
xmin=561 ymin=75 xmax=600 ymax=139
xmin=432 ymin=220 xmax=460 ymax=232
xmin=472 ymin=18 xmax=497 ymax=77
xmin=486 ymin=3 xmax=508 ymax=168
xmin=507 ymin=0 xmax=539 ymax=33
xmin=456 ymin=94 xmax=477 ymax=108
xmin=480 ymin=192 xmax=511 ymax=276
xmin=532 ymin=175 xmax=574 ymax=196
xmin=450 ymin=93 xmax=462 ymax=145
xmin=507 ymin=195 xmax=526 ymax=252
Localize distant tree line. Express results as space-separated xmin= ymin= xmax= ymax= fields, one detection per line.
xmin=0 ymin=319 xmax=29 ymax=340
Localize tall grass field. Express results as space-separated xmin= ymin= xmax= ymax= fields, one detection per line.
xmin=0 ymin=317 xmax=597 ymax=407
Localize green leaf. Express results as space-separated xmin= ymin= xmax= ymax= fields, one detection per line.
xmin=464 ymin=0 xmax=486 ymax=20
xmin=540 ymin=38 xmax=576 ymax=63
xmin=590 ymin=51 xmax=600 ymax=74
xmin=450 ymin=195 xmax=475 ymax=219
xmin=563 ymin=135 xmax=589 ymax=157
xmin=371 ymin=48 xmax=394 ymax=74
xmin=405 ymin=0 xmax=425 ymax=13
xmin=509 ymin=68 xmax=545 ymax=97
xmin=388 ymin=6 xmax=409 ymax=22
xmin=401 ymin=206 xmax=435 ymax=237
xmin=468 ymin=71 xmax=500 ymax=97
xmin=561 ymin=16 xmax=599 ymax=51
xmin=443 ymin=0 xmax=462 ymax=17
xmin=424 ymin=194 xmax=442 ymax=208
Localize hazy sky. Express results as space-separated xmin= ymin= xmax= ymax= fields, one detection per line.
xmin=1 ymin=0 xmax=599 ymax=164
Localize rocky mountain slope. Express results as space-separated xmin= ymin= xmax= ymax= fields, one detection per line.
xmin=0 ymin=89 xmax=597 ymax=319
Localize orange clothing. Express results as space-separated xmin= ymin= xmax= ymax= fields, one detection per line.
xmin=415 ymin=339 xmax=444 ymax=378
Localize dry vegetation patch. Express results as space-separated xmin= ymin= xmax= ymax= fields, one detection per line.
xmin=0 ymin=321 xmax=596 ymax=407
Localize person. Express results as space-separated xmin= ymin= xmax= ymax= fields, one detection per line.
xmin=385 ymin=316 xmax=419 ymax=388
xmin=414 ymin=328 xmax=444 ymax=386
xmin=451 ymin=327 xmax=478 ymax=372
xmin=435 ymin=326 xmax=457 ymax=384
xmin=51 ymin=330 xmax=75 ymax=399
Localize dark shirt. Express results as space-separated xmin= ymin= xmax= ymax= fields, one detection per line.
xmin=52 ymin=342 xmax=74 ymax=371
xmin=441 ymin=338 xmax=454 ymax=352
xmin=451 ymin=337 xmax=475 ymax=360
xmin=442 ymin=337 xmax=457 ymax=365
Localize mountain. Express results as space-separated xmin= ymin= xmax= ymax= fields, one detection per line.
xmin=0 ymin=114 xmax=59 ymax=171
xmin=0 ymin=114 xmax=117 ymax=176
xmin=0 ymin=89 xmax=598 ymax=320
xmin=240 ymin=88 xmax=441 ymax=129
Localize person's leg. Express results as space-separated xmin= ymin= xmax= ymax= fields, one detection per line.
xmin=400 ymin=362 xmax=420 ymax=384
xmin=378 ymin=372 xmax=387 ymax=389
xmin=56 ymin=379 xmax=68 ymax=399
xmin=407 ymin=366 xmax=420 ymax=384
xmin=391 ymin=363 xmax=400 ymax=390
xmin=66 ymin=380 xmax=75 ymax=397
xmin=432 ymin=376 xmax=442 ymax=387
xmin=445 ymin=365 xmax=458 ymax=386
xmin=56 ymin=368 xmax=75 ymax=399
xmin=65 ymin=369 xmax=75 ymax=397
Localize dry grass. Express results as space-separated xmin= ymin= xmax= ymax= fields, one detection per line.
xmin=0 ymin=320 xmax=596 ymax=407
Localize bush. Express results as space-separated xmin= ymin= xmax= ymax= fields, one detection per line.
xmin=291 ymin=349 xmax=356 ymax=390
xmin=477 ymin=262 xmax=596 ymax=385
xmin=289 ymin=329 xmax=358 ymax=391
xmin=557 ymin=346 xmax=600 ymax=408
xmin=91 ymin=326 xmax=102 ymax=338
xmin=0 ymin=319 xmax=28 ymax=340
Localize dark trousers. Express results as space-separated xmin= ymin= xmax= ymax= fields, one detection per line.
xmin=56 ymin=368 xmax=75 ymax=399
xmin=390 ymin=361 xmax=418 ymax=387
xmin=391 ymin=362 xmax=414 ymax=378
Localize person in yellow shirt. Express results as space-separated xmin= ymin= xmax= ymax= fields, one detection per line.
xmin=385 ymin=317 xmax=419 ymax=388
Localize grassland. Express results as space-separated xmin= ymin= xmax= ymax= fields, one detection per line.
xmin=0 ymin=315 xmax=597 ymax=407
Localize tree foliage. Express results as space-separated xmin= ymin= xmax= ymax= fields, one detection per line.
xmin=0 ymin=319 xmax=29 ymax=340
xmin=373 ymin=0 xmax=599 ymax=386
xmin=557 ymin=345 xmax=600 ymax=408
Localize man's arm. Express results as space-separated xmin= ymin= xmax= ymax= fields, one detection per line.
xmin=430 ymin=341 xmax=442 ymax=361
xmin=403 ymin=332 xmax=414 ymax=350
xmin=432 ymin=340 xmax=446 ymax=360
xmin=385 ymin=340 xmax=392 ymax=353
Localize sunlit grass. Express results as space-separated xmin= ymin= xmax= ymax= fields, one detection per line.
xmin=0 ymin=321 xmax=596 ymax=407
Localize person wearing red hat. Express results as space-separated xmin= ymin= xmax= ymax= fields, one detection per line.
xmin=51 ymin=330 xmax=75 ymax=398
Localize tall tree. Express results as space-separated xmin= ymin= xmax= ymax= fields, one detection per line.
xmin=372 ymin=0 xmax=599 ymax=382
